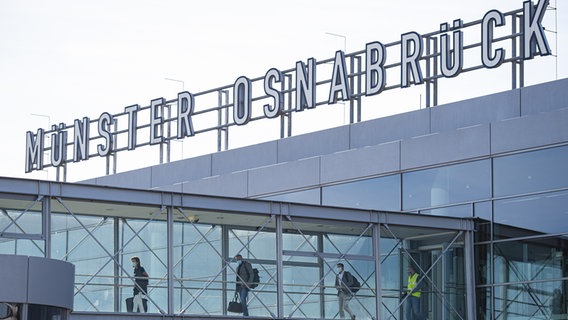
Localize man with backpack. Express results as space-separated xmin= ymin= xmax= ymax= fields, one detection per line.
xmin=235 ymin=254 xmax=255 ymax=316
xmin=335 ymin=263 xmax=356 ymax=320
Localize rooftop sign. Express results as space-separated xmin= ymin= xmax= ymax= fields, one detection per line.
xmin=25 ymin=0 xmax=552 ymax=178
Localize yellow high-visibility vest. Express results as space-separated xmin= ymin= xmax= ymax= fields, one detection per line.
xmin=407 ymin=273 xmax=421 ymax=298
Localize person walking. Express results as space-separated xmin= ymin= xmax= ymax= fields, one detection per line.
xmin=405 ymin=264 xmax=425 ymax=320
xmin=335 ymin=263 xmax=356 ymax=320
xmin=235 ymin=254 xmax=254 ymax=316
xmin=131 ymin=256 xmax=149 ymax=313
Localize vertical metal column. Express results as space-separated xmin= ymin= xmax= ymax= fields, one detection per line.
xmin=114 ymin=217 xmax=120 ymax=312
xmin=275 ymin=212 xmax=284 ymax=318
xmin=464 ymin=226 xmax=477 ymax=320
xmin=280 ymin=74 xmax=293 ymax=138
xmin=511 ymin=13 xmax=526 ymax=89
xmin=222 ymin=225 xmax=230 ymax=315
xmin=43 ymin=196 xmax=51 ymax=258
xmin=165 ymin=104 xmax=172 ymax=163
xmin=425 ymin=36 xmax=432 ymax=108
xmin=349 ymin=55 xmax=362 ymax=123
xmin=167 ymin=206 xmax=174 ymax=315
xmin=373 ymin=222 xmax=382 ymax=320
xmin=217 ymin=90 xmax=230 ymax=152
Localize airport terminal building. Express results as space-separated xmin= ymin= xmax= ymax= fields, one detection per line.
xmin=3 ymin=1 xmax=568 ymax=319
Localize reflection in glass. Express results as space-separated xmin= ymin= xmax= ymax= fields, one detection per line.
xmin=494 ymin=190 xmax=568 ymax=234
xmin=403 ymin=160 xmax=490 ymax=210
xmin=494 ymin=281 xmax=566 ymax=319
xmin=494 ymin=145 xmax=568 ymax=197
xmin=0 ymin=197 xmax=42 ymax=235
xmin=120 ymin=218 xmax=167 ymax=314
xmin=51 ymin=213 xmax=115 ymax=312
xmin=259 ymin=188 xmax=321 ymax=205
xmin=419 ymin=204 xmax=472 ymax=218
xmin=172 ymin=222 xmax=222 ymax=315
xmin=322 ymin=174 xmax=401 ymax=211
xmin=494 ymin=237 xmax=567 ymax=283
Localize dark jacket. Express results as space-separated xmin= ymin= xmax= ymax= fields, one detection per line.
xmin=335 ymin=271 xmax=355 ymax=295
xmin=236 ymin=260 xmax=254 ymax=289
xmin=134 ymin=266 xmax=149 ymax=295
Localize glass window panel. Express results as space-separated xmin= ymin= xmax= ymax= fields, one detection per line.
xmin=51 ymin=212 xmax=116 ymax=312
xmin=493 ymin=236 xmax=567 ymax=283
xmin=323 ymin=259 xmax=376 ymax=320
xmin=282 ymin=233 xmax=318 ymax=263
xmin=419 ymin=203 xmax=472 ymax=218
xmin=172 ymin=222 xmax=223 ymax=315
xmin=494 ymin=280 xmax=566 ymax=319
xmin=259 ymin=188 xmax=320 ymax=205
xmin=494 ymin=145 xmax=568 ymax=197
xmin=476 ymin=287 xmax=492 ymax=320
xmin=229 ymin=229 xmax=276 ymax=261
xmin=324 ymin=234 xmax=373 ymax=256
xmin=120 ymin=218 xmax=167 ymax=314
xmin=283 ymin=265 xmax=321 ymax=318
xmin=322 ymin=174 xmax=400 ymax=211
xmin=494 ymin=190 xmax=568 ymax=234
xmin=474 ymin=243 xmax=491 ymax=286
xmin=403 ymin=160 xmax=490 ymax=210
xmin=0 ymin=195 xmax=43 ymax=235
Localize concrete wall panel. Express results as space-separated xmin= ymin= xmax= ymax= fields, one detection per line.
xmin=491 ymin=108 xmax=568 ymax=154
xmin=151 ymin=154 xmax=212 ymax=188
xmin=521 ymin=78 xmax=568 ymax=115
xmin=431 ymin=90 xmax=520 ymax=132
xmin=180 ymin=171 xmax=248 ymax=198
xmin=248 ymin=158 xmax=320 ymax=196
xmin=28 ymin=256 xmax=75 ymax=310
xmin=277 ymin=126 xmax=350 ymax=163
xmin=0 ymin=254 xmax=28 ymax=302
xmin=350 ymin=108 xmax=430 ymax=148
xmin=401 ymin=125 xmax=491 ymax=170
xmin=321 ymin=141 xmax=400 ymax=184
xmin=212 ymin=141 xmax=277 ymax=176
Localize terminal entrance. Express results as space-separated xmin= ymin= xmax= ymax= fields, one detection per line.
xmin=380 ymin=225 xmax=468 ymax=320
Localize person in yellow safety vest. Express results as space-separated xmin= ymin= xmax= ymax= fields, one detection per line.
xmin=405 ymin=265 xmax=426 ymax=320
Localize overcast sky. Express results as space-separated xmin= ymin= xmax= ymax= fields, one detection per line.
xmin=0 ymin=0 xmax=565 ymax=182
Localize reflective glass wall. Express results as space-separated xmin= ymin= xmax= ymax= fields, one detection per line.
xmin=262 ymin=144 xmax=568 ymax=319
xmin=0 ymin=181 xmax=474 ymax=319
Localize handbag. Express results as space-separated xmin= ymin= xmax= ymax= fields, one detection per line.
xmin=227 ymin=292 xmax=243 ymax=313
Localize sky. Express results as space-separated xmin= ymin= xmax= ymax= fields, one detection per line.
xmin=0 ymin=0 xmax=566 ymax=182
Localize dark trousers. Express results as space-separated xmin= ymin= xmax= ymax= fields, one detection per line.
xmin=238 ymin=286 xmax=249 ymax=316
xmin=406 ymin=295 xmax=425 ymax=320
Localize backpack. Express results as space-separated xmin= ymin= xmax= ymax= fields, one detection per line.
xmin=250 ymin=268 xmax=260 ymax=289
xmin=347 ymin=272 xmax=360 ymax=294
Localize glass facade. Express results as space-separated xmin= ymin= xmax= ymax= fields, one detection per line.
xmin=0 ymin=145 xmax=567 ymax=319
xmin=260 ymin=144 xmax=568 ymax=319
xmin=0 ymin=179 xmax=474 ymax=319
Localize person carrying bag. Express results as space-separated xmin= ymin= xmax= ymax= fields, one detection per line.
xmin=228 ymin=292 xmax=243 ymax=313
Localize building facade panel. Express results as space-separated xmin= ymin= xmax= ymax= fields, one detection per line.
xmin=491 ymin=108 xmax=568 ymax=154
xmin=180 ymin=171 xmax=249 ymax=198
xmin=276 ymin=126 xmax=350 ymax=163
xmin=0 ymin=254 xmax=28 ymax=303
xmin=151 ymin=154 xmax=213 ymax=189
xmin=520 ymin=78 xmax=568 ymax=115
xmin=430 ymin=89 xmax=520 ymax=132
xmin=320 ymin=141 xmax=400 ymax=184
xmin=350 ymin=108 xmax=430 ymax=149
xmin=28 ymin=256 xmax=75 ymax=310
xmin=211 ymin=141 xmax=278 ymax=176
xmin=248 ymin=157 xmax=320 ymax=197
xmin=400 ymin=124 xmax=491 ymax=170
